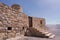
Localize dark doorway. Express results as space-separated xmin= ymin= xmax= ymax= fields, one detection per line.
xmin=28 ymin=16 xmax=32 ymax=27
xmin=7 ymin=27 xmax=12 ymax=30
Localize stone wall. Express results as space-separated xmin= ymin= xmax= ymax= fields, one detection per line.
xmin=0 ymin=2 xmax=47 ymax=39
xmin=0 ymin=3 xmax=29 ymax=38
xmin=32 ymin=17 xmax=45 ymax=28
xmin=11 ymin=4 xmax=23 ymax=13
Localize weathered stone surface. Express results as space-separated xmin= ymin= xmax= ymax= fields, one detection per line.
xmin=0 ymin=2 xmax=29 ymax=39
xmin=0 ymin=2 xmax=55 ymax=39
xmin=11 ymin=4 xmax=23 ymax=12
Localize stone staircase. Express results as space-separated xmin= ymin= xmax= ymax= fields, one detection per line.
xmin=26 ymin=27 xmax=55 ymax=38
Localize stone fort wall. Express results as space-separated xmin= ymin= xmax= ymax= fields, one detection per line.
xmin=0 ymin=3 xmax=45 ymax=39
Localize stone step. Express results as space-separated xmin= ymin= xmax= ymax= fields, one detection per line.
xmin=48 ymin=34 xmax=55 ymax=39
xmin=27 ymin=27 xmax=55 ymax=38
xmin=45 ymin=33 xmax=52 ymax=36
xmin=31 ymin=27 xmax=55 ymax=38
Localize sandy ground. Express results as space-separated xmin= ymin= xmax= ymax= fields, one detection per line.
xmin=6 ymin=26 xmax=60 ymax=40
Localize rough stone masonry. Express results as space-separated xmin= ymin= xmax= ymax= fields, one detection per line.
xmin=0 ymin=2 xmax=55 ymax=40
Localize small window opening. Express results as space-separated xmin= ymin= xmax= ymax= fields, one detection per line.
xmin=40 ymin=20 xmax=42 ymax=24
xmin=7 ymin=27 xmax=12 ymax=30
xmin=23 ymin=27 xmax=24 ymax=29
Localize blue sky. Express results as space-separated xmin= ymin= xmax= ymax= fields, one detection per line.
xmin=0 ymin=0 xmax=60 ymax=24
